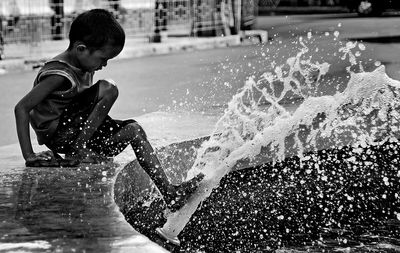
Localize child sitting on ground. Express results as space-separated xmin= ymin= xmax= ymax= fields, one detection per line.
xmin=14 ymin=9 xmax=203 ymax=211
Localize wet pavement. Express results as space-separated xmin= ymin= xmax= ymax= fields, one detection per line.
xmin=0 ymin=151 xmax=168 ymax=252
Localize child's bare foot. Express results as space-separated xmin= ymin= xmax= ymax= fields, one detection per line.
xmin=66 ymin=148 xmax=112 ymax=164
xmin=164 ymin=173 xmax=205 ymax=212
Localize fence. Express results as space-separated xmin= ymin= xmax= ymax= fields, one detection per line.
xmin=0 ymin=0 xmax=258 ymax=45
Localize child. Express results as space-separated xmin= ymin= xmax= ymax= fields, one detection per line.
xmin=14 ymin=9 xmax=203 ymax=211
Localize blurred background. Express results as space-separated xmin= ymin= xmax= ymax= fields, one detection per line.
xmin=0 ymin=0 xmax=398 ymax=60
xmin=0 ymin=0 xmax=257 ymax=56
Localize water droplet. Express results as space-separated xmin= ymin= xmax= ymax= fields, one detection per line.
xmin=334 ymin=31 xmax=340 ymax=37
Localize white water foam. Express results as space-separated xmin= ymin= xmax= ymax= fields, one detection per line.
xmin=159 ymin=34 xmax=400 ymax=238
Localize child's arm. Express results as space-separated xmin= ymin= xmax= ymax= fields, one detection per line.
xmin=14 ymin=75 xmax=70 ymax=161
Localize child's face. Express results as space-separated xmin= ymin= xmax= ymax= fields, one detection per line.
xmin=78 ymin=44 xmax=122 ymax=72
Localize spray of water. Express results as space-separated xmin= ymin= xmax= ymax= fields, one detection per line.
xmin=159 ymin=33 xmax=400 ymax=239
xmin=190 ymin=38 xmax=400 ymax=173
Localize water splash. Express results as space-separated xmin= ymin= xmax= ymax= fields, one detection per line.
xmin=160 ymin=34 xmax=400 ymax=239
xmin=188 ymin=38 xmax=400 ymax=179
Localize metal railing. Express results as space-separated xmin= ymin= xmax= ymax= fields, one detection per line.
xmin=0 ymin=0 xmax=258 ymax=45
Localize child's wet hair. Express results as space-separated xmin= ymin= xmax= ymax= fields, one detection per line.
xmin=68 ymin=9 xmax=125 ymax=50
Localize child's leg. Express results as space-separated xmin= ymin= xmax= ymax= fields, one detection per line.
xmin=72 ymin=80 xmax=118 ymax=156
xmin=109 ymin=122 xmax=204 ymax=211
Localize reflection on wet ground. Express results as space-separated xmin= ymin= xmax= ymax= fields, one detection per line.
xmin=0 ymin=162 xmax=167 ymax=252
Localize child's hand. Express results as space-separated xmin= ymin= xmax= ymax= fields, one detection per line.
xmin=25 ymin=150 xmax=80 ymax=167
xmin=26 ymin=150 xmax=54 ymax=162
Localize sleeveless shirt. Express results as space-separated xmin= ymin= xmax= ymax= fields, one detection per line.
xmin=30 ymin=60 xmax=94 ymax=145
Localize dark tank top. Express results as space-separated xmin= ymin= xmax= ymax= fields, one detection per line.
xmin=30 ymin=60 xmax=93 ymax=144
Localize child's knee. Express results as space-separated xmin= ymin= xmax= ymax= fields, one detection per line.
xmin=128 ymin=122 xmax=147 ymax=139
xmin=98 ymin=79 xmax=119 ymax=102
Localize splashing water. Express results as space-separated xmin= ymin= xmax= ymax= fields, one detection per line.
xmin=159 ymin=34 xmax=400 ymax=240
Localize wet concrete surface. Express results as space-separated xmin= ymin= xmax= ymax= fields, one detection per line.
xmin=0 ymin=158 xmax=167 ymax=252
